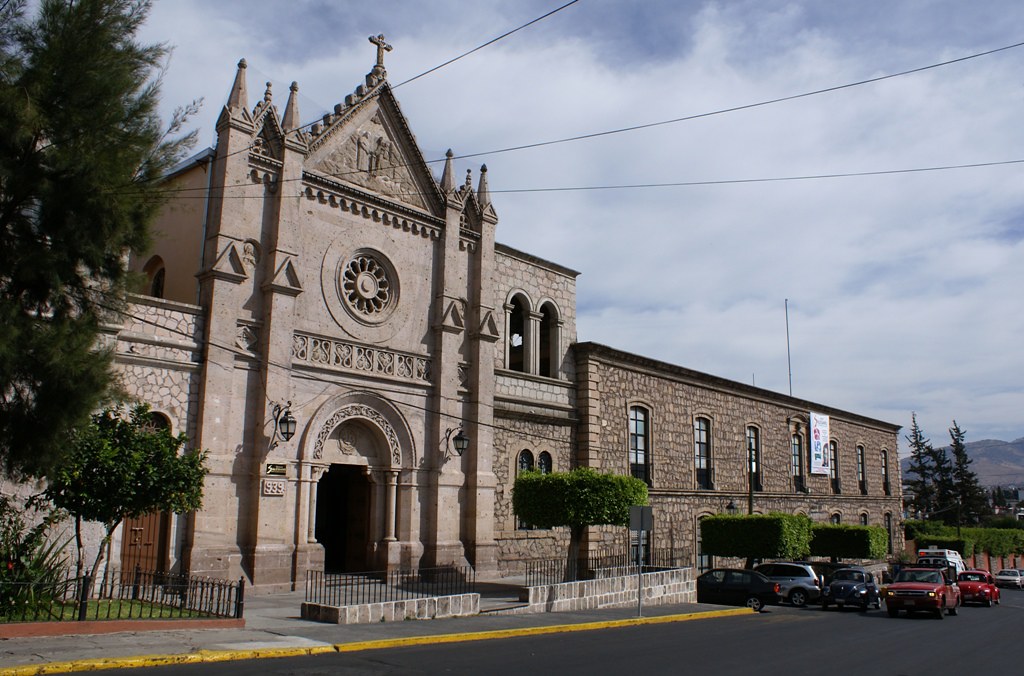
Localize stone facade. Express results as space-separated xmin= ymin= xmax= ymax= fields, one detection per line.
xmin=80 ymin=41 xmax=903 ymax=591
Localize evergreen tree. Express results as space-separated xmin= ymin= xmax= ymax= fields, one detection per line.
xmin=929 ymin=441 xmax=957 ymax=525
xmin=947 ymin=421 xmax=991 ymax=526
xmin=904 ymin=413 xmax=936 ymax=518
xmin=0 ymin=0 xmax=198 ymax=477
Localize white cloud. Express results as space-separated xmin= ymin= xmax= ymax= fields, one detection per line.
xmin=138 ymin=0 xmax=1024 ymax=450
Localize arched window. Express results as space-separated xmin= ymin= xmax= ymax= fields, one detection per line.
xmin=746 ymin=426 xmax=762 ymax=492
xmin=143 ymin=256 xmax=166 ymax=299
xmin=517 ymin=449 xmax=535 ymax=474
xmin=884 ymin=513 xmax=894 ymax=554
xmin=507 ymin=295 xmax=527 ymax=372
xmin=538 ymin=451 xmax=552 ymax=474
xmin=696 ymin=516 xmax=713 ymax=573
xmin=695 ymin=417 xmax=713 ymax=489
xmin=517 ymin=449 xmax=535 ymax=530
xmin=148 ymin=412 xmax=171 ymax=432
xmin=856 ymin=445 xmax=867 ymax=495
xmin=538 ymin=302 xmax=560 ymax=378
xmin=629 ymin=406 xmax=650 ymax=485
xmin=829 ymin=440 xmax=840 ymax=493
xmin=791 ymin=434 xmax=805 ymax=492
xmin=860 ymin=513 xmax=869 ymax=526
xmin=881 ymin=450 xmax=891 ymax=495
xmin=830 ymin=513 xmax=841 ymax=525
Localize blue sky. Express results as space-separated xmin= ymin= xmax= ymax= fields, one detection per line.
xmin=140 ymin=0 xmax=1024 ymax=450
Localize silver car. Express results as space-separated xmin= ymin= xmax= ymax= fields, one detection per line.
xmin=994 ymin=569 xmax=1023 ymax=589
xmin=754 ymin=562 xmax=822 ymax=606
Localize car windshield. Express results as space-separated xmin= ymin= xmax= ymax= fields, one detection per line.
xmin=997 ymin=570 xmax=1018 ymax=577
xmin=959 ymin=573 xmax=985 ymax=582
xmin=832 ymin=570 xmax=864 ymax=582
xmin=895 ymin=570 xmax=942 ymax=584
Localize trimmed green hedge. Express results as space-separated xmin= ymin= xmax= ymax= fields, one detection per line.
xmin=512 ymin=468 xmax=648 ymax=529
xmin=700 ymin=514 xmax=812 ymax=560
xmin=810 ymin=524 xmax=888 ymax=559
xmin=914 ymin=535 xmax=975 ymax=556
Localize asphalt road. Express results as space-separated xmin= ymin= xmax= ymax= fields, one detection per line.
xmin=120 ymin=587 xmax=1024 ymax=675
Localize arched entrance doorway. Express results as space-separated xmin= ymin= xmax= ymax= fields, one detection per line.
xmin=315 ymin=464 xmax=372 ymax=572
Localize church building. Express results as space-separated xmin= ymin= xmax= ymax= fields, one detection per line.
xmin=111 ymin=40 xmax=903 ymax=590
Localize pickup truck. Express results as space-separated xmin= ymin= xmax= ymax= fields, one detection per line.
xmin=883 ymin=567 xmax=961 ymax=619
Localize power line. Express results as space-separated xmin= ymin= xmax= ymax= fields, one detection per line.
xmin=451 ymin=39 xmax=1024 ymax=161
xmin=126 ymin=37 xmax=1024 ymax=198
xmin=114 ymin=156 xmax=1024 ymax=200
xmin=391 ymin=1 xmax=581 ymax=89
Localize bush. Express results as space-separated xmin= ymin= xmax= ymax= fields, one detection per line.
xmin=810 ymin=524 xmax=888 ymax=560
xmin=0 ymin=494 xmax=69 ymax=619
xmin=700 ymin=513 xmax=813 ymax=561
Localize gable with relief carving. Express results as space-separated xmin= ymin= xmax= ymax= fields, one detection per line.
xmin=310 ymin=111 xmax=427 ymax=210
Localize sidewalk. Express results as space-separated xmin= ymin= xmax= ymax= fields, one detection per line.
xmin=0 ymin=584 xmax=750 ymax=674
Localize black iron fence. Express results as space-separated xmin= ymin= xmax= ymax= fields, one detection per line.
xmin=525 ymin=548 xmax=688 ymax=587
xmin=0 ymin=566 xmax=244 ymax=623
xmin=305 ymin=566 xmax=476 ymax=607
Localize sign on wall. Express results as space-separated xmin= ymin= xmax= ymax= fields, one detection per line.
xmin=810 ymin=412 xmax=830 ymax=475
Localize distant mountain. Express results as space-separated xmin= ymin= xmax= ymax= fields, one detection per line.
xmin=900 ymin=437 xmax=1024 ymax=488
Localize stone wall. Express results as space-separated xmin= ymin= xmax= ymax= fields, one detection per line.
xmin=504 ymin=567 xmax=695 ymax=614
xmin=301 ymin=593 xmax=479 ymax=624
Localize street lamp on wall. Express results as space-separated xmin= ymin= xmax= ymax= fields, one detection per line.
xmin=443 ymin=426 xmax=469 ymax=463
xmin=270 ymin=401 xmax=297 ymax=449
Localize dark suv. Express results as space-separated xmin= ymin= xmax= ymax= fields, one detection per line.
xmin=754 ymin=562 xmax=822 ymax=607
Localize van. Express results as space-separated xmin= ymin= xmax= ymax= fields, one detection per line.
xmin=916 ymin=547 xmax=966 ymax=577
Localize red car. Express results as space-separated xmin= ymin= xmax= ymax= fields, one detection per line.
xmin=883 ymin=567 xmax=961 ymax=619
xmin=957 ymin=570 xmax=1001 ymax=607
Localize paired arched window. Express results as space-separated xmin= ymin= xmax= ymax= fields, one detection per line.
xmin=505 ymin=293 xmax=561 ymax=378
xmin=629 ymin=406 xmax=650 ymax=485
xmin=694 ymin=417 xmax=713 ymax=489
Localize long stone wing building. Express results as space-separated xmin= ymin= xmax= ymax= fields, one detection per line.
xmin=112 ymin=44 xmax=903 ymax=590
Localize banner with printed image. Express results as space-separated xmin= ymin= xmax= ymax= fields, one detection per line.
xmin=810 ymin=412 xmax=830 ymax=475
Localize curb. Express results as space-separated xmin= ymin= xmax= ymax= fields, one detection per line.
xmin=0 ymin=607 xmax=752 ymax=674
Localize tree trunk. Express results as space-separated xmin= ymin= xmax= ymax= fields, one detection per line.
xmin=74 ymin=515 xmax=84 ymax=578
xmin=565 ymin=525 xmax=583 ymax=582
xmin=83 ymin=521 xmax=119 ymax=599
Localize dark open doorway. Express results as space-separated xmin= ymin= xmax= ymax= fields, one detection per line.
xmin=315 ymin=464 xmax=371 ymax=572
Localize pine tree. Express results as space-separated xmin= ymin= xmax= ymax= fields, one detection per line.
xmin=948 ymin=421 xmax=991 ymax=526
xmin=904 ymin=413 xmax=936 ymax=518
xmin=0 ymin=0 xmax=198 ymax=477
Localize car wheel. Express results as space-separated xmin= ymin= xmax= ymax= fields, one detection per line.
xmin=746 ymin=596 xmax=764 ymax=613
xmin=789 ymin=589 xmax=808 ymax=607
xmin=859 ymin=601 xmax=869 ymax=612
xmin=887 ymin=606 xmax=899 ymax=618
xmin=935 ymin=600 xmax=945 ymax=620
xmin=985 ymin=597 xmax=992 ymax=608
xmin=821 ymin=601 xmax=829 ymax=611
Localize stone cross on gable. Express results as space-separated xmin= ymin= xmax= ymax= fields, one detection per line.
xmin=369 ymin=34 xmax=392 ymax=69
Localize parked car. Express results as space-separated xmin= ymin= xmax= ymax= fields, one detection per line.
xmin=994 ymin=569 xmax=1023 ymax=589
xmin=883 ymin=567 xmax=960 ymax=619
xmin=754 ymin=562 xmax=822 ymax=606
xmin=821 ymin=567 xmax=880 ymax=611
xmin=957 ymin=570 xmax=1001 ymax=606
xmin=696 ymin=568 xmax=781 ymax=612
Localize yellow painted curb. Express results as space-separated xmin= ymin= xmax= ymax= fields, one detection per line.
xmin=0 ymin=607 xmax=752 ymax=675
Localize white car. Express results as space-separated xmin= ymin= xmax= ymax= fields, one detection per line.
xmin=994 ymin=569 xmax=1022 ymax=589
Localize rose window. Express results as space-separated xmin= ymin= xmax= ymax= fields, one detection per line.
xmin=341 ymin=254 xmax=393 ymax=316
